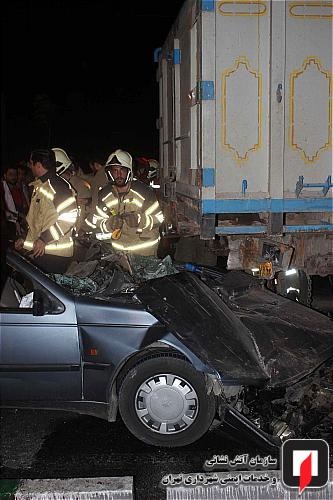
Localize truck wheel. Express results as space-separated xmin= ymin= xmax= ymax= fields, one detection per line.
xmin=276 ymin=270 xmax=312 ymax=306
xmin=118 ymin=357 xmax=216 ymax=447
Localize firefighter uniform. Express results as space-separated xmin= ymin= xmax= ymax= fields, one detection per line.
xmin=87 ymin=180 xmax=164 ymax=256
xmin=88 ymin=165 xmax=108 ymax=224
xmin=23 ymin=172 xmax=78 ymax=258
xmin=70 ymin=175 xmax=92 ymax=232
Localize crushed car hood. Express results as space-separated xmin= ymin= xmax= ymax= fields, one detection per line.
xmin=137 ymin=272 xmax=269 ymax=386
xmin=136 ymin=272 xmax=333 ymax=387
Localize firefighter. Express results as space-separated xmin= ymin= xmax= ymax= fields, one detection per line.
xmin=52 ymin=147 xmax=92 ymax=232
xmin=52 ymin=147 xmax=73 ymax=179
xmin=89 ymin=162 xmax=108 ymax=219
xmin=147 ymin=159 xmax=160 ymax=191
xmin=134 ymin=157 xmax=160 ymax=190
xmin=14 ymin=149 xmax=78 ymax=274
xmin=86 ymin=149 xmax=164 ymax=256
xmin=135 ymin=156 xmax=150 ymax=184
xmin=70 ymin=175 xmax=92 ymax=231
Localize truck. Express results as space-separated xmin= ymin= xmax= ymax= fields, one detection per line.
xmin=155 ymin=0 xmax=333 ymax=305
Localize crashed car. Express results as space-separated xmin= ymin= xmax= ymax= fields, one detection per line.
xmin=0 ymin=250 xmax=332 ymax=448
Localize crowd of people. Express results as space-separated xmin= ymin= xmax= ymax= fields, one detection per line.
xmin=1 ymin=147 xmax=162 ymax=286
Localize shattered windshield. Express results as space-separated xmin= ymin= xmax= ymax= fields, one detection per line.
xmin=48 ymin=243 xmax=178 ymax=298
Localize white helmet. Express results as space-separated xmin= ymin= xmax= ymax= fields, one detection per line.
xmin=105 ymin=149 xmax=133 ymax=184
xmin=52 ymin=147 xmax=73 ymax=175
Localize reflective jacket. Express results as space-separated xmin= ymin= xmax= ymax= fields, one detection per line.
xmin=87 ymin=180 xmax=164 ymax=256
xmin=23 ymin=173 xmax=78 ymax=257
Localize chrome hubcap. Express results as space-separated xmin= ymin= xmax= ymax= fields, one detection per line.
xmin=135 ymin=373 xmax=198 ymax=434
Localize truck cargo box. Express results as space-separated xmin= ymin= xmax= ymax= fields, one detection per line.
xmin=157 ymin=0 xmax=332 ymax=277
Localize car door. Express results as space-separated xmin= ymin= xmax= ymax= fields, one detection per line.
xmin=0 ymin=260 xmax=82 ymax=402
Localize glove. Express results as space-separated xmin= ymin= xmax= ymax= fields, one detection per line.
xmin=125 ymin=213 xmax=140 ymax=228
xmin=106 ymin=215 xmax=123 ymax=232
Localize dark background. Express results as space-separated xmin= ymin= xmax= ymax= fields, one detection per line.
xmin=1 ymin=0 xmax=185 ymax=166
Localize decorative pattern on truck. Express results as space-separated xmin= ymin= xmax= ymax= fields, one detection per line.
xmin=218 ymin=0 xmax=267 ymax=16
xmin=222 ymin=56 xmax=262 ymax=163
xmin=289 ymin=56 xmax=332 ymax=164
xmin=289 ymin=2 xmax=333 ymax=18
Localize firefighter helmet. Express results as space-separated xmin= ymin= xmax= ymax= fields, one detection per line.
xmin=105 ymin=149 xmax=133 ymax=184
xmin=52 ymin=147 xmax=73 ymax=176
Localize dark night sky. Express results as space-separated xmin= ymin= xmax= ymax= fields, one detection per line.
xmin=2 ymin=0 xmax=185 ymax=165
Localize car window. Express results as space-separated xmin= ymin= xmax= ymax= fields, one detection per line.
xmin=0 ymin=264 xmax=64 ymax=314
xmin=0 ymin=265 xmax=34 ymax=310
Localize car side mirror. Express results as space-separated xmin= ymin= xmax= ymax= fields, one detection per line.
xmin=33 ymin=289 xmax=49 ymax=316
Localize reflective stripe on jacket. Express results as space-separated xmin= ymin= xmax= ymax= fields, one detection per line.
xmin=87 ymin=180 xmax=163 ymax=256
xmin=23 ymin=173 xmax=78 ymax=257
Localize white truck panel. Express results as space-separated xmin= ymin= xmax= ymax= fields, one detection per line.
xmin=201 ymin=2 xmax=216 ymax=201
xmin=284 ymin=1 xmax=333 ymax=196
xmin=158 ymin=0 xmax=333 ymax=274
xmin=269 ymin=0 xmax=285 ymax=200
xmin=215 ymin=0 xmax=271 ymax=197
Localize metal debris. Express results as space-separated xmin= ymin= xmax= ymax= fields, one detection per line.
xmin=49 ymin=249 xmax=178 ymax=298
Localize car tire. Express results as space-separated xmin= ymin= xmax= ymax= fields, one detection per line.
xmin=118 ymin=356 xmax=216 ymax=447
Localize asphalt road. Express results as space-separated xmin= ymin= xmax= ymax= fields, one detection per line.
xmin=0 ymin=408 xmax=275 ymax=500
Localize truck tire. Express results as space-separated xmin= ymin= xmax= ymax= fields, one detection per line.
xmin=118 ymin=357 xmax=216 ymax=447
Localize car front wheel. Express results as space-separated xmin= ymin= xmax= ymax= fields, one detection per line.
xmin=118 ymin=356 xmax=216 ymax=447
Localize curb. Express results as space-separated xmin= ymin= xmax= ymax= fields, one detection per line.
xmin=164 ymin=470 xmax=333 ymax=500
xmin=0 ymin=477 xmax=133 ymax=499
